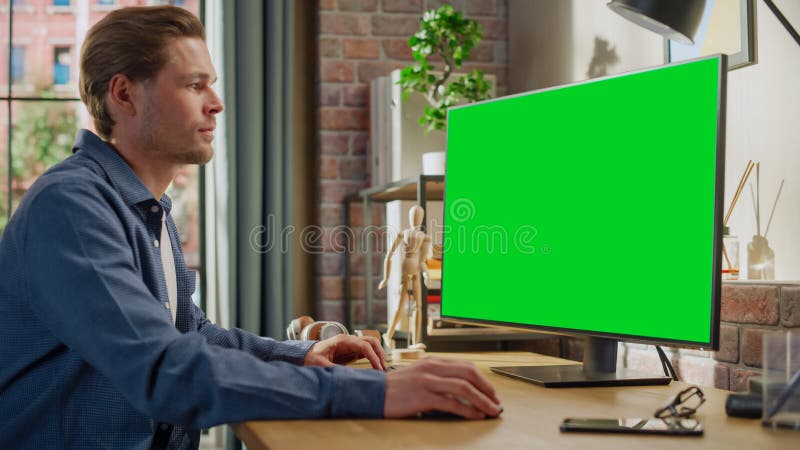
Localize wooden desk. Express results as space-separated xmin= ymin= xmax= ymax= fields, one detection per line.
xmin=234 ymin=352 xmax=797 ymax=449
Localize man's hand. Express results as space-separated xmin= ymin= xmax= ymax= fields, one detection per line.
xmin=384 ymin=358 xmax=502 ymax=419
xmin=304 ymin=334 xmax=387 ymax=371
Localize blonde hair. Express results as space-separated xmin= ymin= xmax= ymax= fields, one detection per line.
xmin=79 ymin=6 xmax=205 ymax=139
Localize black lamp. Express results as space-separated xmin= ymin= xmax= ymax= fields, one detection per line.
xmin=609 ymin=0 xmax=800 ymax=48
xmin=607 ymin=0 xmax=707 ymax=45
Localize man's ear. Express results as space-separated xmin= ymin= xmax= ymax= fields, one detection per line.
xmin=107 ymin=73 xmax=139 ymax=117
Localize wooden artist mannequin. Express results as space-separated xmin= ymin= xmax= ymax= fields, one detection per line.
xmin=378 ymin=204 xmax=431 ymax=357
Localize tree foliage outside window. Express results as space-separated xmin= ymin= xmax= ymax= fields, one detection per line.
xmin=0 ymin=101 xmax=77 ymax=235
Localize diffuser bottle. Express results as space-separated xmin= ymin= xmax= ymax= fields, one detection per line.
xmin=722 ymin=226 xmax=739 ymax=280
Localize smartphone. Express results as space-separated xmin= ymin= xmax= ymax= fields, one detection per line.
xmin=560 ymin=418 xmax=703 ymax=436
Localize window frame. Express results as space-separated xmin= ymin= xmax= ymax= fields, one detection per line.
xmin=2 ymin=1 xmax=208 ymax=313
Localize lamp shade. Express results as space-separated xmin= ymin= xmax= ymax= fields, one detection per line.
xmin=607 ymin=0 xmax=706 ymax=45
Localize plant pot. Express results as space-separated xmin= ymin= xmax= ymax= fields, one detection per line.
xmin=422 ymin=151 xmax=446 ymax=175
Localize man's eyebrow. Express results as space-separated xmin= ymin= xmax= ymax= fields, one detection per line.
xmin=182 ymin=73 xmax=218 ymax=83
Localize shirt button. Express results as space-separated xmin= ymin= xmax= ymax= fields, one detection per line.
xmin=160 ymin=423 xmax=169 ymax=430
xmin=154 ymin=240 xmax=160 ymax=248
xmin=151 ymin=205 xmax=160 ymax=213
xmin=164 ymin=302 xmax=170 ymax=310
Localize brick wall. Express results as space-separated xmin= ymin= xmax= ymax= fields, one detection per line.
xmin=622 ymin=282 xmax=800 ymax=392
xmin=315 ymin=0 xmax=509 ymax=324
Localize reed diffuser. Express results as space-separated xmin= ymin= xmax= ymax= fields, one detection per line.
xmin=722 ymin=160 xmax=756 ymax=280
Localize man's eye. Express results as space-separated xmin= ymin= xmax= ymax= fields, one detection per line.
xmin=189 ymin=83 xmax=200 ymax=90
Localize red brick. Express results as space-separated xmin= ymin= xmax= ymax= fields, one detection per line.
xmin=721 ymin=284 xmax=779 ymax=325
xmin=319 ymin=83 xmax=341 ymax=106
xmin=317 ymin=253 xmax=344 ymax=276
xmin=373 ymin=298 xmax=387 ymax=319
xmin=347 ymin=203 xmax=384 ymax=227
xmin=781 ymin=286 xmax=800 ymax=326
xmin=320 ymin=13 xmax=370 ymax=35
xmin=477 ymin=18 xmax=507 ymax=40
xmin=320 ymin=276 xmax=344 ymax=300
xmin=343 ymin=85 xmax=369 ymax=106
xmin=320 ymin=60 xmax=355 ymax=82
xmin=470 ymin=42 xmax=494 ymax=62
xmin=467 ymin=0 xmax=497 ymax=16
xmin=318 ymin=300 xmax=345 ymax=322
xmin=348 ymin=250 xmax=385 ymax=276
xmin=730 ymin=367 xmax=761 ymax=393
xmin=321 ymin=226 xmax=350 ymax=252
xmin=320 ymin=180 xmax=363 ymax=202
xmin=320 ymin=205 xmax=344 ymax=227
xmin=357 ymin=60 xmax=406 ymax=82
xmin=338 ymin=0 xmax=378 ymax=11
xmin=742 ymin=327 xmax=768 ymax=367
xmin=319 ymin=132 xmax=350 ymax=155
xmin=339 ymin=157 xmax=367 ymax=180
xmin=714 ymin=324 xmax=739 ymax=363
xmin=508 ymin=338 xmax=562 ymax=357
xmin=343 ymin=38 xmax=380 ymax=59
xmin=350 ymin=294 xmax=387 ymax=326
xmin=382 ymin=38 xmax=413 ymax=60
xmin=714 ymin=363 xmax=730 ymax=390
xmin=382 ymin=0 xmax=423 ymax=13
xmin=374 ymin=282 xmax=387 ymax=301
xmin=349 ymin=277 xmax=366 ymax=301
xmin=352 ymin=132 xmax=369 ymax=156
xmin=351 ymin=300 xmax=366 ymax=325
xmin=319 ymin=37 xmax=340 ymax=57
xmin=320 ymin=107 xmax=369 ymax=130
xmin=319 ymin=0 xmax=335 ymax=10
xmin=371 ymin=16 xmax=420 ymax=36
xmin=319 ymin=156 xmax=338 ymax=179
xmin=564 ymin=337 xmax=584 ymax=362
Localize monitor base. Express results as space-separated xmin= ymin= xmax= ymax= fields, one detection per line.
xmin=490 ymin=364 xmax=672 ymax=388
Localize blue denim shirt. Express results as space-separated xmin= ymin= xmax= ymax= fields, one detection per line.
xmin=0 ymin=130 xmax=386 ymax=450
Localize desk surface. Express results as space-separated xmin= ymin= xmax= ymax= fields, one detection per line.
xmin=234 ymin=352 xmax=798 ymax=449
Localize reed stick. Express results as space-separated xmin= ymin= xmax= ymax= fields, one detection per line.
xmin=724 ymin=160 xmax=755 ymax=226
xmin=764 ymin=179 xmax=785 ymax=239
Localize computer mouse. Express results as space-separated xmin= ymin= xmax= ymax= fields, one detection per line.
xmin=418 ymin=405 xmax=503 ymax=420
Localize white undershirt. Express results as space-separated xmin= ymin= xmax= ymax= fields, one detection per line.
xmin=160 ymin=212 xmax=178 ymax=324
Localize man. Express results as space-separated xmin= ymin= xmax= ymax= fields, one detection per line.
xmin=0 ymin=6 xmax=501 ymax=450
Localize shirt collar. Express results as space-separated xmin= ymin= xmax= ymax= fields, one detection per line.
xmin=72 ymin=129 xmax=172 ymax=212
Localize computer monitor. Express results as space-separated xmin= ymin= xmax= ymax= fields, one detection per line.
xmin=442 ymin=55 xmax=726 ymax=387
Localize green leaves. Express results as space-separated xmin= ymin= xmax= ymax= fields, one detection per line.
xmin=397 ymin=4 xmax=493 ymax=132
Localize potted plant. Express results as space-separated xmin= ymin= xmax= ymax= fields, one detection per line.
xmin=398 ymin=4 xmax=493 ymax=133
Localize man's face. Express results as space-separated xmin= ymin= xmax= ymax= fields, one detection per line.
xmin=136 ymin=37 xmax=223 ymax=165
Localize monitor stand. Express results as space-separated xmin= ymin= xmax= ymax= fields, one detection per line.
xmin=491 ymin=337 xmax=672 ymax=387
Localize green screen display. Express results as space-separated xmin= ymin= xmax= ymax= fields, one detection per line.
xmin=442 ymin=56 xmax=724 ymax=348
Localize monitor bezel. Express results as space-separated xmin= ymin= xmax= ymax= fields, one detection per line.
xmin=441 ymin=54 xmax=727 ymax=351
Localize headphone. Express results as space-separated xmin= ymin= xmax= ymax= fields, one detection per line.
xmin=286 ymin=315 xmax=349 ymax=341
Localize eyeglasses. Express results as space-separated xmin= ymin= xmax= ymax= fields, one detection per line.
xmin=654 ymin=386 xmax=706 ymax=419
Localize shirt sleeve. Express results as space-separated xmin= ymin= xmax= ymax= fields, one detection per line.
xmin=21 ymin=180 xmax=386 ymax=427
xmin=192 ymin=303 xmax=313 ymax=365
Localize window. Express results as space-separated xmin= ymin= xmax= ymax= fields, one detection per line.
xmin=53 ymin=47 xmax=71 ymax=86
xmin=1 ymin=4 xmax=215 ymax=443
xmin=10 ymin=46 xmax=25 ymax=84
xmin=1 ymin=3 xmax=205 ymax=275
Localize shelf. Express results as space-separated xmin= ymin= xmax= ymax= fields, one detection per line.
xmin=343 ymin=174 xmax=542 ymax=349
xmin=351 ymin=175 xmax=444 ymax=203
